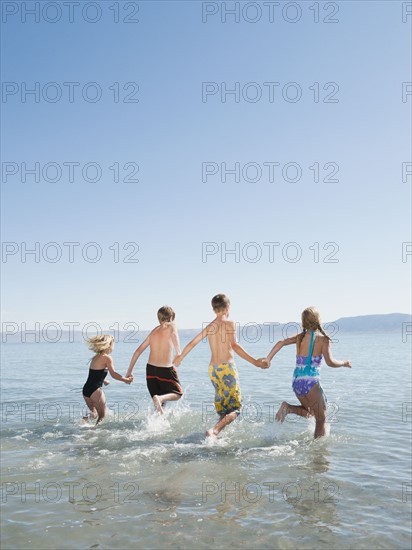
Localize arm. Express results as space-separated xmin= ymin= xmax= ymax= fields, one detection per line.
xmin=228 ymin=322 xmax=267 ymax=368
xmin=106 ymin=357 xmax=133 ymax=383
xmin=322 ymin=339 xmax=351 ymax=368
xmin=126 ymin=335 xmax=150 ymax=377
xmin=266 ymin=335 xmax=298 ymax=362
xmin=171 ymin=323 xmax=181 ymax=355
xmin=173 ymin=327 xmax=208 ymax=366
xmin=232 ymin=342 xmax=264 ymax=367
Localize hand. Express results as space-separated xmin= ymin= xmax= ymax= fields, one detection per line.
xmin=173 ymin=354 xmax=182 ymax=367
xmin=103 ymin=380 xmax=110 ymax=386
xmin=343 ymin=361 xmax=352 ymax=368
xmin=125 ymin=375 xmax=134 ymax=384
xmin=256 ymin=358 xmax=270 ymax=369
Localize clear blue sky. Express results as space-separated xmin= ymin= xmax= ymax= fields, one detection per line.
xmin=1 ymin=0 xmax=411 ymax=330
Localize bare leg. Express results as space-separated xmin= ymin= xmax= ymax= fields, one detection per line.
xmin=83 ymin=396 xmax=98 ymax=420
xmin=89 ymin=388 xmax=107 ymax=425
xmin=152 ymin=395 xmax=164 ymax=415
xmin=205 ymin=411 xmax=238 ymax=437
xmin=275 ymin=400 xmax=312 ymax=423
xmin=275 ymin=387 xmax=326 ymax=438
xmin=301 ymin=385 xmax=326 ymax=438
xmin=153 ymin=393 xmax=181 ymax=414
xmin=159 ymin=393 xmax=181 ymax=408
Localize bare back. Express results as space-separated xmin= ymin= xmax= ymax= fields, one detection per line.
xmin=207 ymin=318 xmax=236 ymax=364
xmin=148 ymin=323 xmax=179 ymax=367
xmin=296 ymin=331 xmax=325 ymax=356
xmin=89 ymin=354 xmax=110 ymax=370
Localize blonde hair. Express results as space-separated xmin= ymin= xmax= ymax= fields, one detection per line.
xmin=298 ymin=307 xmax=330 ymax=350
xmin=157 ymin=306 xmax=175 ymax=323
xmin=87 ymin=334 xmax=114 ymax=354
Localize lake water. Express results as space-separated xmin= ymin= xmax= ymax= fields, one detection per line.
xmin=1 ymin=331 xmax=411 ymax=549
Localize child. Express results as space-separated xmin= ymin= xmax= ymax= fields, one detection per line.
xmin=82 ymin=334 xmax=133 ymax=425
xmin=266 ymin=307 xmax=351 ymax=438
xmin=174 ymin=294 xmax=268 ymax=437
xmin=126 ymin=306 xmax=183 ymax=414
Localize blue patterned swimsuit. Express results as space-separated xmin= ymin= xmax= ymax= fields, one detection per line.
xmin=292 ymin=331 xmax=325 ymax=398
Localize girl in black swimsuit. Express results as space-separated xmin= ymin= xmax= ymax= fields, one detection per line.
xmin=82 ymin=334 xmax=133 ymax=425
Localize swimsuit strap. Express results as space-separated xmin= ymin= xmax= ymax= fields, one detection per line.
xmin=306 ymin=330 xmax=316 ymax=367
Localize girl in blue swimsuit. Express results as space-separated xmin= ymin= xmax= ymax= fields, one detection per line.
xmin=266 ymin=307 xmax=351 ymax=438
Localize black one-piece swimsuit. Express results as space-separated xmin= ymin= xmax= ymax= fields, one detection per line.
xmin=82 ymin=369 xmax=108 ymax=398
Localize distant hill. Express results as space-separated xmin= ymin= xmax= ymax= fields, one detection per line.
xmin=330 ymin=313 xmax=411 ymax=332
xmin=259 ymin=313 xmax=411 ymax=334
xmin=1 ymin=313 xmax=410 ymax=343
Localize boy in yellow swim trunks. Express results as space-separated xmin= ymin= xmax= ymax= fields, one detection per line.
xmin=174 ymin=294 xmax=268 ymax=437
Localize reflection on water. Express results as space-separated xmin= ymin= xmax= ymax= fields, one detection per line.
xmin=305 ymin=440 xmax=331 ymax=474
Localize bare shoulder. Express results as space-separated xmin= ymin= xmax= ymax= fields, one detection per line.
xmin=148 ymin=326 xmax=160 ymax=338
xmin=161 ymin=322 xmax=177 ymax=336
xmin=206 ymin=320 xmax=217 ymax=333
xmin=318 ymin=333 xmax=330 ymax=346
xmin=105 ymin=355 xmax=113 ymax=367
xmin=223 ymin=320 xmax=236 ymax=335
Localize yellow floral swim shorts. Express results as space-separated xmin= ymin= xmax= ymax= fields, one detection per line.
xmin=208 ymin=362 xmax=242 ymax=417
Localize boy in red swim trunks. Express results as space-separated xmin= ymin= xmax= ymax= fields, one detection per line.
xmin=126 ymin=306 xmax=183 ymax=414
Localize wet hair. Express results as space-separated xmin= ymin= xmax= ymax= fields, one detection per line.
xmin=87 ymin=334 xmax=114 ymax=354
xmin=298 ymin=307 xmax=331 ymax=350
xmin=211 ymin=294 xmax=230 ymax=312
xmin=157 ymin=306 xmax=175 ymax=323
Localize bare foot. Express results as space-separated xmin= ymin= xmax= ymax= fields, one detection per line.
xmin=275 ymin=402 xmax=289 ymax=423
xmin=153 ymin=395 xmax=164 ymax=415
xmin=205 ymin=428 xmax=217 ymax=438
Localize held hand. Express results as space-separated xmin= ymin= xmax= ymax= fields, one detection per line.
xmin=256 ymin=358 xmax=270 ymax=369
xmin=125 ymin=375 xmax=134 ymax=384
xmin=173 ymin=354 xmax=182 ymax=367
